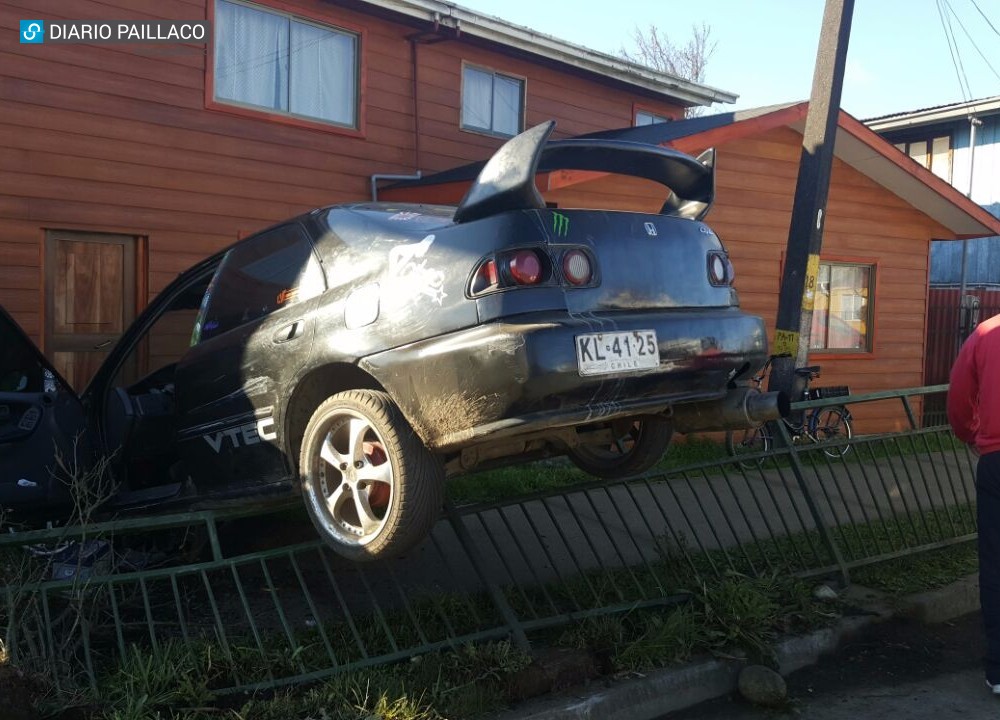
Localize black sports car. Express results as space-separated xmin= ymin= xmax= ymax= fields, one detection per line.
xmin=0 ymin=122 xmax=787 ymax=561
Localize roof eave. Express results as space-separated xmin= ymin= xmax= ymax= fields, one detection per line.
xmin=354 ymin=0 xmax=739 ymax=106
xmin=865 ymin=97 xmax=1000 ymax=132
xmin=838 ymin=112 xmax=1000 ymax=238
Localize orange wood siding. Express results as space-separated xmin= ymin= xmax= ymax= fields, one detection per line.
xmin=544 ymin=125 xmax=953 ymax=433
xmin=0 ymin=0 xmax=683 ymax=345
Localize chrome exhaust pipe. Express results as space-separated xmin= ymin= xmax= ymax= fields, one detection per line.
xmin=670 ymin=388 xmax=790 ymax=434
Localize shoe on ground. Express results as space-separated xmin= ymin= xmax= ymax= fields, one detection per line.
xmin=987 ymin=680 xmax=1000 ymax=695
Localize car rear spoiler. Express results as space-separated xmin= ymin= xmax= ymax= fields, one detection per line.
xmin=453 ymin=120 xmax=715 ymax=224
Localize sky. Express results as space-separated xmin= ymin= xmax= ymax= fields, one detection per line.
xmin=452 ymin=0 xmax=1000 ymax=119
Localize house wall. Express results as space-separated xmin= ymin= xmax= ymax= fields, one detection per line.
xmin=948 ymin=113 xmax=1000 ymax=210
xmin=0 ymin=0 xmax=683 ymax=349
xmin=544 ymin=125 xmax=955 ymax=433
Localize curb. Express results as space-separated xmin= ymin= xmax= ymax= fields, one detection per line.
xmin=898 ymin=572 xmax=979 ymax=624
xmin=497 ymin=574 xmax=980 ymax=720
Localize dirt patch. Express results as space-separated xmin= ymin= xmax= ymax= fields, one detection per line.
xmin=0 ymin=665 xmax=45 ymax=720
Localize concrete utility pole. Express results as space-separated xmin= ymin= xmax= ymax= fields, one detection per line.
xmin=768 ymin=0 xmax=855 ymax=397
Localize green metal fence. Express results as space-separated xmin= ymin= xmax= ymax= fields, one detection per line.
xmin=0 ymin=384 xmax=976 ymax=697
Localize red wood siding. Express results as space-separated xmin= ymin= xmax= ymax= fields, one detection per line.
xmin=0 ymin=0 xmax=683 ymax=345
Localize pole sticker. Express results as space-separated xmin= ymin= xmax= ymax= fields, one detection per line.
xmin=802 ymin=253 xmax=820 ymax=312
xmin=773 ymin=329 xmax=799 ymax=357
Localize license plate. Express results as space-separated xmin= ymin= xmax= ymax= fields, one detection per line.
xmin=576 ymin=330 xmax=660 ymax=376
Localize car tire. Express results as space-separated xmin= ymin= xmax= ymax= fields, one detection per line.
xmin=568 ymin=416 xmax=673 ymax=479
xmin=299 ymin=389 xmax=444 ymax=562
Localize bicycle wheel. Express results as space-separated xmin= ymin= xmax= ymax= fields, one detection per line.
xmin=726 ymin=424 xmax=773 ymax=469
xmin=815 ymin=407 xmax=852 ymax=458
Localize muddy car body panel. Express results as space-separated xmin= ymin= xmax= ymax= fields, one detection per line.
xmin=0 ymin=121 xmax=784 ymax=560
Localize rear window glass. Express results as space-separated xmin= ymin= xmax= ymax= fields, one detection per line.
xmin=194 ymin=224 xmax=325 ymax=342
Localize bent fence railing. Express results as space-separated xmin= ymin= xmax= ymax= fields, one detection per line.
xmin=0 ymin=384 xmax=976 ymax=696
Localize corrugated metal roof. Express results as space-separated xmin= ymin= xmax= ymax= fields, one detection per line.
xmin=863 ymin=95 xmax=1000 ymax=125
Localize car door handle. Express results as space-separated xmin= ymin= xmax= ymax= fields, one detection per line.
xmin=273 ymin=320 xmax=305 ymax=344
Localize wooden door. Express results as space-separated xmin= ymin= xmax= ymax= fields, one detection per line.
xmin=45 ymin=231 xmax=136 ymax=391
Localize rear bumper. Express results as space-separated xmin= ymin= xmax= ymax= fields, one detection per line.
xmin=361 ymin=308 xmax=768 ymax=451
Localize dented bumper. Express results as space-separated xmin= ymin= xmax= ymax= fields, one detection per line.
xmin=360 ymin=308 xmax=769 ymax=451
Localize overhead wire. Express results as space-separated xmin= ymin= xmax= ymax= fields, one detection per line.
xmin=936 ymin=0 xmax=972 ymax=101
xmin=968 ymin=0 xmax=1000 ymax=40
xmin=945 ymin=0 xmax=1000 ymax=84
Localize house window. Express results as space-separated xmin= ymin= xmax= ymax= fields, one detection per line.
xmin=635 ymin=109 xmax=668 ymax=126
xmin=810 ymin=261 xmax=875 ymax=353
xmin=213 ymin=0 xmax=359 ymax=129
xmin=894 ymin=135 xmax=952 ymax=183
xmin=461 ymin=65 xmax=524 ymax=137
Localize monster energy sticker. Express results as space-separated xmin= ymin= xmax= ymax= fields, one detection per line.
xmin=552 ymin=212 xmax=570 ymax=237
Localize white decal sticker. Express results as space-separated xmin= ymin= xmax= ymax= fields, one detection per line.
xmin=388 ymin=211 xmax=422 ymax=221
xmin=387 ymin=234 xmax=446 ymax=305
xmin=203 ymin=418 xmax=278 ymax=453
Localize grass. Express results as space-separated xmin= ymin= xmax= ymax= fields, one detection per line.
xmin=555 ymin=571 xmax=836 ymax=675
xmin=79 ymin=639 xmax=532 ymax=720
xmin=446 ymin=436 xmax=729 ymax=506
xmin=446 ymin=425 xmax=970 ymax=508
xmin=852 ymin=540 xmax=979 ymax=597
xmin=24 ymin=571 xmax=838 ymax=720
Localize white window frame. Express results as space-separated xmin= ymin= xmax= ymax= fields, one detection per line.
xmin=894 ymin=134 xmax=952 ymax=183
xmin=212 ymin=0 xmax=361 ymax=130
xmin=460 ymin=63 xmax=526 ymax=138
xmin=634 ymin=109 xmax=669 ymax=126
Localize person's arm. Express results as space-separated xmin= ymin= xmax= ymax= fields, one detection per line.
xmin=947 ymin=334 xmax=980 ymax=445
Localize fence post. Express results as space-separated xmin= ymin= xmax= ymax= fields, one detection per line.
xmin=443 ymin=502 xmax=530 ymax=651
xmin=775 ymin=422 xmax=851 ymax=585
xmin=900 ymin=395 xmax=918 ymax=430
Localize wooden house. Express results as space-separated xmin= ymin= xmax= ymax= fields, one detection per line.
xmin=1 ymin=0 xmax=733 ymax=388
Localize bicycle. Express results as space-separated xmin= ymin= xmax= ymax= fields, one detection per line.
xmin=725 ymin=355 xmax=853 ymax=468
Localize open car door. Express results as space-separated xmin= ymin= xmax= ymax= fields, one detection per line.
xmin=0 ymin=306 xmax=90 ymax=517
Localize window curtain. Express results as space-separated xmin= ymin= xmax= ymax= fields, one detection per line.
xmin=462 ymin=67 xmax=493 ymax=130
xmin=492 ymin=74 xmax=522 ymax=136
xmin=810 ymin=264 xmax=869 ymax=350
xmin=214 ymin=0 xmax=289 ymax=112
xmin=290 ymin=23 xmax=357 ymax=125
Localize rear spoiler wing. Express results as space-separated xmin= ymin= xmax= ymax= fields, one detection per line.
xmin=454 ymin=121 xmax=715 ymax=224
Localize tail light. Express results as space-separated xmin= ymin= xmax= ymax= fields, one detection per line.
xmin=468 ymin=245 xmax=596 ymax=297
xmin=470 ymin=258 xmax=499 ymax=294
xmin=509 ymin=250 xmax=542 ymax=285
xmin=562 ymin=249 xmax=592 ymax=286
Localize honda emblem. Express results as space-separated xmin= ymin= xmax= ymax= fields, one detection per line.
xmin=644 ymin=222 xmax=657 ymax=237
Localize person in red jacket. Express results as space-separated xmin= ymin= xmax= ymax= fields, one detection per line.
xmin=948 ymin=312 xmax=1000 ymax=694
